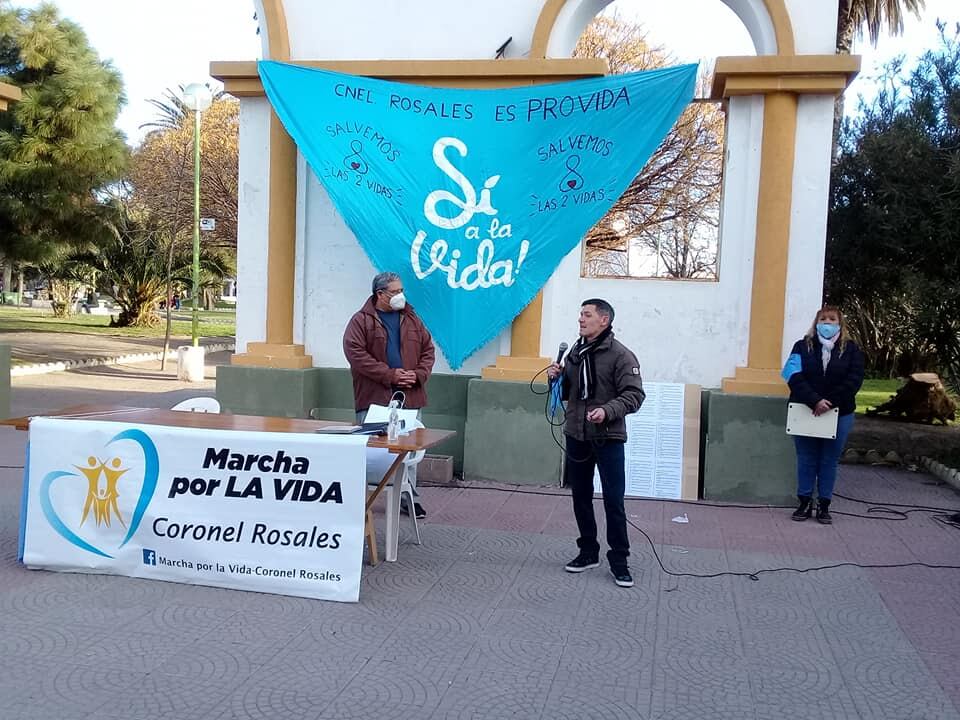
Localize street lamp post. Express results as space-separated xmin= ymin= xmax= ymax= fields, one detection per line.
xmin=182 ymin=83 xmax=212 ymax=347
xmin=175 ymin=83 xmax=213 ymax=383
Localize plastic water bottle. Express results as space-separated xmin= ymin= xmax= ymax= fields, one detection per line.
xmin=387 ymin=401 xmax=399 ymax=443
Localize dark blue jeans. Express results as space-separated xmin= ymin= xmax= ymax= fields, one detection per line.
xmin=564 ymin=435 xmax=629 ymax=569
xmin=793 ymin=412 xmax=855 ymax=500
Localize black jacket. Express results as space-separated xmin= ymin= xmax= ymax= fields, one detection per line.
xmin=786 ymin=336 xmax=865 ymax=416
xmin=560 ymin=333 xmax=646 ymax=442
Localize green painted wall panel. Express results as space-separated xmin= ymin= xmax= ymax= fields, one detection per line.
xmin=217 ymin=365 xmax=474 ymax=472
xmin=702 ymin=391 xmax=796 ymax=504
xmin=463 ymin=378 xmax=563 ymax=486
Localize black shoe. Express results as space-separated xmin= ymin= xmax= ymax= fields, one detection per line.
xmin=400 ymin=502 xmax=427 ymax=519
xmin=564 ymin=554 xmax=600 ymax=573
xmin=791 ymin=495 xmax=812 ymax=522
xmin=816 ymin=498 xmax=832 ymax=524
xmin=610 ymin=567 xmax=634 ymax=588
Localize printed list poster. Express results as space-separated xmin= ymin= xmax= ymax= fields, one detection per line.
xmin=592 ymin=382 xmax=685 ymax=499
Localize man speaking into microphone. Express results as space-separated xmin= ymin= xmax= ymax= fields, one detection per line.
xmin=547 ymin=299 xmax=645 ymax=588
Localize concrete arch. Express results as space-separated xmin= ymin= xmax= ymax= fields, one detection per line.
xmin=531 ymin=0 xmax=795 ymax=58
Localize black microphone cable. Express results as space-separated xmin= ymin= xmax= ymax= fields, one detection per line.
xmin=529 ymin=363 xmax=599 ymax=465
xmin=415 ymin=481 xmax=960 ymax=582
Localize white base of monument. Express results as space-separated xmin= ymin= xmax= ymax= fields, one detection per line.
xmin=177 ymin=345 xmax=206 ymax=383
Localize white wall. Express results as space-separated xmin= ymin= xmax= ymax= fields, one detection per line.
xmin=786 ymin=0 xmax=839 ymax=54
xmin=235 ymin=98 xmax=271 ymax=353
xmin=782 ymin=94 xmax=835 ymax=358
xmin=282 ymin=0 xmax=542 ymax=61
xmin=235 ymin=0 xmax=838 ymax=385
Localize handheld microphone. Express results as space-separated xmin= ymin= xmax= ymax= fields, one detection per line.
xmin=555 ymin=341 xmax=568 ymax=365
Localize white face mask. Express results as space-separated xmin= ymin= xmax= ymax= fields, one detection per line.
xmin=388 ymin=292 xmax=406 ymax=311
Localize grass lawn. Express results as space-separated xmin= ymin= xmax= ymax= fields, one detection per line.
xmin=856 ymin=378 xmax=901 ymax=415
xmin=0 ymin=306 xmax=235 ymax=338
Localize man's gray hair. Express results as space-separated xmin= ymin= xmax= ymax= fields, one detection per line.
xmin=372 ymin=271 xmax=401 ymax=296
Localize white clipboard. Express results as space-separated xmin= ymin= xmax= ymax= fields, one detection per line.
xmin=786 ymin=402 xmax=839 ymax=439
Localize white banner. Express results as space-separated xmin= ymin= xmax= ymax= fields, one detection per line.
xmin=20 ymin=418 xmax=368 ymax=602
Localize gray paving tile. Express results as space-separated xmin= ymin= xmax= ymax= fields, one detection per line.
xmin=211 ymin=687 xmax=330 ymax=720
xmin=481 ymin=606 xmax=575 ymax=644
xmin=839 ymin=651 xmax=960 ymax=719
xmin=114 ymin=602 xmax=236 ymax=634
xmin=426 ymin=559 xmax=520 ymax=605
xmin=432 ymin=668 xmax=554 ymax=720
xmin=1 ymin=463 xmax=958 ymax=720
xmin=336 ymin=657 xmax=456 ymax=708
xmin=86 ymin=670 xmax=248 ymax=719
xmin=153 ymin=636 xmax=267 ymax=683
xmin=458 ymin=527 xmax=536 ymax=565
xmin=0 ymin=619 xmax=102 ymax=661
xmin=70 ymin=627 xmax=203 ymax=673
xmin=248 ymin=648 xmax=370 ymax=700
xmin=386 ymin=599 xmax=492 ymax=642
xmin=554 ymin=643 xmax=654 ymax=689
xmin=540 ymin=688 xmax=650 ymax=720
xmin=461 ymin=635 xmax=563 ymax=674
xmin=650 ymin=669 xmax=756 ymax=720
xmin=0 ymin=658 xmax=142 ymax=720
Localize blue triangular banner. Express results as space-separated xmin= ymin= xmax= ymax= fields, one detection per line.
xmin=259 ymin=60 xmax=697 ymax=368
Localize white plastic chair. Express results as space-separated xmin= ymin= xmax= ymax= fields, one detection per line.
xmin=171 ymin=397 xmax=221 ymax=413
xmin=365 ymin=415 xmax=426 ymax=562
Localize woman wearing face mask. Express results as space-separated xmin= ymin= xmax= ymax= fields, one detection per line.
xmin=782 ymin=305 xmax=865 ymax=523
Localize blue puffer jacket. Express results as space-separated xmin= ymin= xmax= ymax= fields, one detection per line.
xmin=786 ymin=336 xmax=865 ymax=416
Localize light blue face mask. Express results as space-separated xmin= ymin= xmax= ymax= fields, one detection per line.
xmin=817 ymin=322 xmax=840 ymax=339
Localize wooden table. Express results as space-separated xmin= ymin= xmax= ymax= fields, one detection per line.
xmin=3 ymin=405 xmax=456 ymax=564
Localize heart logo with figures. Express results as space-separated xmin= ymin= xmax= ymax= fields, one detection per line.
xmin=39 ymin=429 xmax=159 ymax=558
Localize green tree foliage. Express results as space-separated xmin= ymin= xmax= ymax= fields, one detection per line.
xmin=834 ymin=1 xmax=925 ymax=156
xmin=0 ymin=1 xmax=127 ymax=263
xmin=78 ymin=200 xmax=231 ymax=328
xmin=575 ymin=15 xmax=723 ymax=280
xmin=131 ymin=88 xmax=238 ymax=250
xmin=827 ymin=22 xmax=960 ymax=387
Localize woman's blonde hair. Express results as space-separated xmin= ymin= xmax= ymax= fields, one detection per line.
xmin=805 ymin=304 xmax=849 ymax=355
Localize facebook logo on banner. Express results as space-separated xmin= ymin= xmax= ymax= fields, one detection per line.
xmin=142 ymin=549 xmax=156 ymax=566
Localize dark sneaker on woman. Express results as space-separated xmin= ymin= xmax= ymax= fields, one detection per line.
xmin=564 ymin=554 xmax=600 ymax=573
xmin=610 ymin=567 xmax=634 ymax=588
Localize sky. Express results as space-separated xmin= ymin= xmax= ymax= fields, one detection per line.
xmin=20 ymin=0 xmax=262 ymax=145
xmin=18 ymin=0 xmax=960 ymax=146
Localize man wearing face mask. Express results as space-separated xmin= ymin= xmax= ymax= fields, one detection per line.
xmin=343 ymin=271 xmax=436 ymax=518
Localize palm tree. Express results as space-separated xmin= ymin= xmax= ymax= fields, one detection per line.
xmin=139 ymin=85 xmax=225 ymax=133
xmin=79 ymin=200 xmax=230 ymax=327
xmin=834 ymin=0 xmax=926 ymax=156
xmin=837 ymin=0 xmax=926 ymax=54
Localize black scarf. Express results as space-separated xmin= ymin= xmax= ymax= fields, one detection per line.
xmin=571 ymin=327 xmax=612 ymax=400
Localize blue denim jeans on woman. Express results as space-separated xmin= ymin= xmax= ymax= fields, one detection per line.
xmin=793 ymin=412 xmax=854 ymax=500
